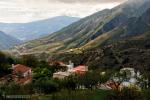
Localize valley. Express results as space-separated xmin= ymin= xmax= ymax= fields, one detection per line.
xmin=0 ymin=31 xmax=22 ymax=50
xmin=0 ymin=0 xmax=150 ymax=100
xmin=0 ymin=16 xmax=79 ymax=41
xmin=12 ymin=0 xmax=150 ymax=55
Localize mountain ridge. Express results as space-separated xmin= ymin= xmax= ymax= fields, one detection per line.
xmin=81 ymin=7 xmax=150 ymax=50
xmin=0 ymin=31 xmax=21 ymax=50
xmin=0 ymin=16 xmax=79 ymax=41
xmin=12 ymin=0 xmax=150 ymax=54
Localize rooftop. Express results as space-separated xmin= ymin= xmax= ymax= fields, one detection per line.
xmin=73 ymin=65 xmax=88 ymax=72
xmin=13 ymin=64 xmax=31 ymax=74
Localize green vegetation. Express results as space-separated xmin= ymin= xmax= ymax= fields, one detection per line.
xmin=0 ymin=1 xmax=150 ymax=100
xmin=106 ymin=87 xmax=142 ymax=100
xmin=37 ymin=89 xmax=109 ymax=100
xmin=12 ymin=2 xmax=150 ymax=55
xmin=52 ymin=32 xmax=150 ymax=71
xmin=0 ymin=52 xmax=13 ymax=77
xmin=0 ymin=51 xmax=150 ymax=100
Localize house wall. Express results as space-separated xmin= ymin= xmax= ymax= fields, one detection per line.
xmin=53 ymin=74 xmax=67 ymax=79
xmin=23 ymin=69 xmax=32 ymax=77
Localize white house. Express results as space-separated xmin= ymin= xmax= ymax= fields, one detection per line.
xmin=53 ymin=61 xmax=88 ymax=79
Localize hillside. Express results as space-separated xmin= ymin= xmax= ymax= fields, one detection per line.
xmin=0 ymin=16 xmax=79 ymax=41
xmin=15 ymin=0 xmax=150 ymax=54
xmin=0 ymin=31 xmax=21 ymax=50
xmin=51 ymin=31 xmax=150 ymax=71
xmin=81 ymin=7 xmax=150 ymax=50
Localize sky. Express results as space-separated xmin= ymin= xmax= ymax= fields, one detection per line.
xmin=0 ymin=0 xmax=127 ymax=23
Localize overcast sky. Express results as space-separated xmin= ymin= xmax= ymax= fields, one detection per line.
xmin=0 ymin=0 xmax=127 ymax=23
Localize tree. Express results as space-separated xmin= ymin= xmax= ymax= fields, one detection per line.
xmin=0 ymin=52 xmax=7 ymax=63
xmin=33 ymin=67 xmax=52 ymax=80
xmin=63 ymin=75 xmax=77 ymax=90
xmin=76 ymin=71 xmax=104 ymax=90
xmin=106 ymin=87 xmax=142 ymax=100
xmin=21 ymin=55 xmax=38 ymax=67
xmin=0 ymin=52 xmax=12 ymax=76
xmin=34 ymin=78 xmax=58 ymax=94
xmin=22 ymin=83 xmax=34 ymax=94
xmin=1 ymin=82 xmax=22 ymax=95
xmin=141 ymin=72 xmax=150 ymax=88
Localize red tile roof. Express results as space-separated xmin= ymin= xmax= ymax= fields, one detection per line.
xmin=106 ymin=81 xmax=120 ymax=90
xmin=73 ymin=65 xmax=88 ymax=72
xmin=13 ymin=64 xmax=31 ymax=74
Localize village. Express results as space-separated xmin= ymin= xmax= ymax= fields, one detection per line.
xmin=0 ymin=60 xmax=149 ymax=91
xmin=53 ymin=61 xmax=149 ymax=90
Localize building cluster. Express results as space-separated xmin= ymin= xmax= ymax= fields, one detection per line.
xmin=0 ymin=61 xmax=148 ymax=91
xmin=0 ymin=64 xmax=32 ymax=84
xmin=0 ymin=61 xmax=88 ymax=84
xmin=53 ymin=61 xmax=88 ymax=79
xmin=101 ymin=68 xmax=143 ymax=90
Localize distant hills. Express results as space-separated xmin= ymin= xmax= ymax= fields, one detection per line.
xmin=0 ymin=31 xmax=21 ymax=50
xmin=0 ymin=16 xmax=79 ymax=41
xmin=16 ymin=0 xmax=150 ymax=54
xmin=82 ymin=7 xmax=150 ymax=49
xmin=53 ymin=31 xmax=150 ymax=71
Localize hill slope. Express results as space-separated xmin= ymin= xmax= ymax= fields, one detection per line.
xmin=82 ymin=7 xmax=150 ymax=49
xmin=0 ymin=16 xmax=79 ymax=41
xmin=14 ymin=0 xmax=150 ymax=54
xmin=0 ymin=31 xmax=21 ymax=50
xmin=52 ymin=31 xmax=150 ymax=71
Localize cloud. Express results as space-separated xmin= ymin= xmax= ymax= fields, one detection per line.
xmin=28 ymin=0 xmax=126 ymax=4
xmin=0 ymin=0 xmax=127 ymax=23
xmin=49 ymin=0 xmax=126 ymax=4
xmin=15 ymin=0 xmax=126 ymax=5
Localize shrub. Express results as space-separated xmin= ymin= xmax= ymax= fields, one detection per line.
xmin=106 ymin=87 xmax=142 ymax=100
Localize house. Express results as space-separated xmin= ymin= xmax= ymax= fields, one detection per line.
xmin=53 ymin=61 xmax=74 ymax=79
xmin=53 ymin=71 xmax=71 ymax=79
xmin=12 ymin=64 xmax=32 ymax=84
xmin=53 ymin=61 xmax=88 ymax=79
xmin=73 ymin=65 xmax=88 ymax=74
xmin=98 ymin=68 xmax=141 ymax=90
xmin=104 ymin=68 xmax=141 ymax=90
xmin=120 ymin=68 xmax=136 ymax=78
xmin=120 ymin=68 xmax=140 ymax=85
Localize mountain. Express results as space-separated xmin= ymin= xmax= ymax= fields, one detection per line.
xmin=123 ymin=7 xmax=150 ymax=36
xmin=14 ymin=0 xmax=150 ymax=54
xmin=82 ymin=7 xmax=150 ymax=49
xmin=52 ymin=31 xmax=150 ymax=71
xmin=0 ymin=16 xmax=79 ymax=41
xmin=0 ymin=31 xmax=21 ymax=50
